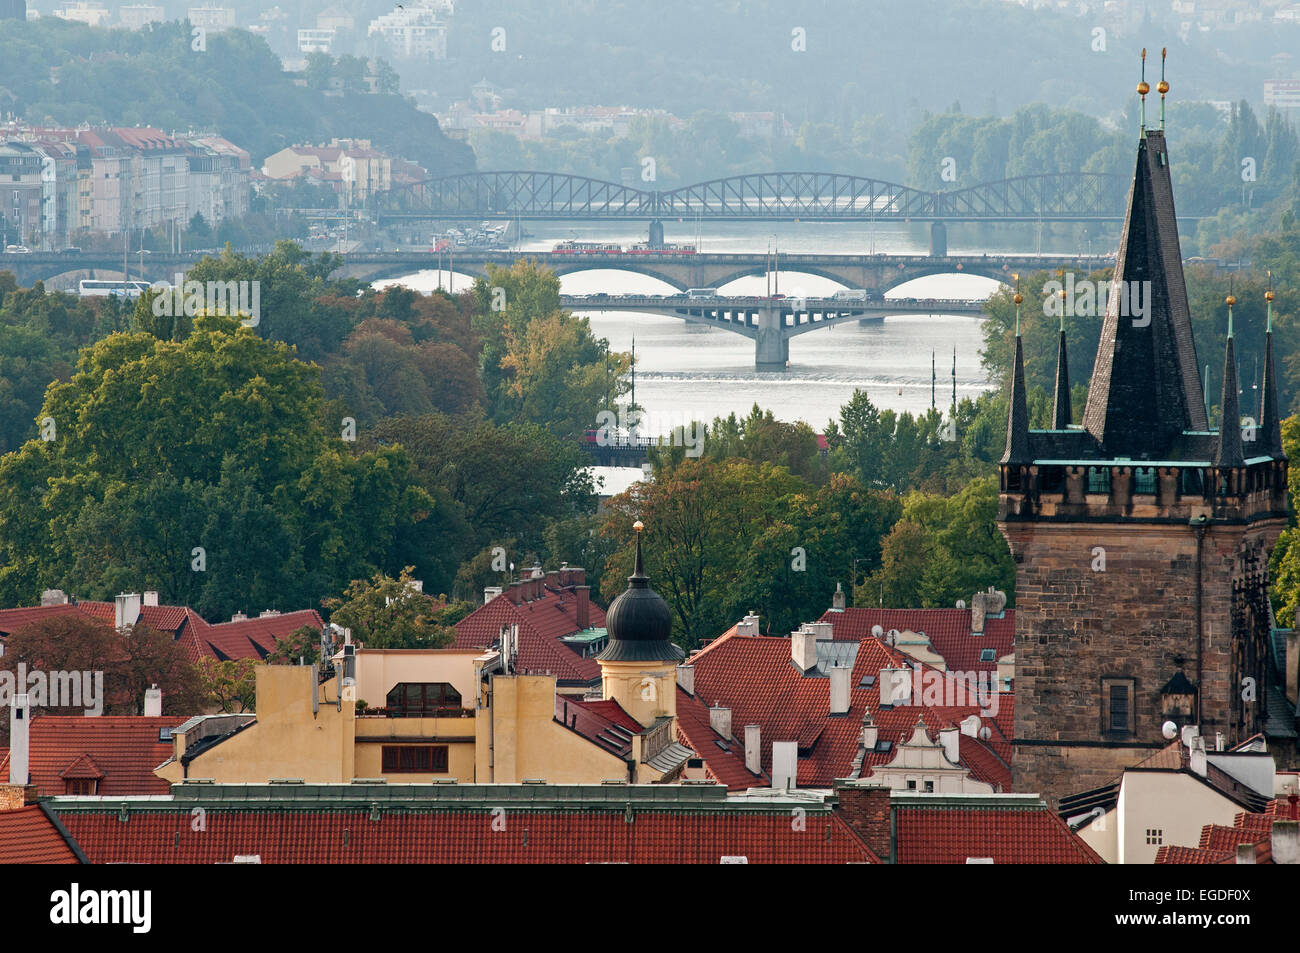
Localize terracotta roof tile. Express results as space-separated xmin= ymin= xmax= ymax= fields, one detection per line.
xmin=0 ymin=804 xmax=83 ymax=864
xmin=896 ymin=803 xmax=1104 ymax=863
xmin=674 ymin=686 xmax=764 ymax=791
xmin=453 ymin=590 xmax=605 ymax=686
xmin=819 ymin=607 xmax=1014 ymax=674
xmin=58 ymin=807 xmax=878 ymax=864
xmin=0 ymin=716 xmax=184 ymax=797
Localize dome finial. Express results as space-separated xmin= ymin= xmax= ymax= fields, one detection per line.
xmin=1138 ymin=48 xmax=1149 ymax=133
xmin=632 ymin=520 xmax=646 ymax=579
xmin=1158 ymin=48 xmax=1169 ymax=130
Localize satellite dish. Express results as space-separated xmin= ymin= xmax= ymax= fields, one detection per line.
xmin=1161 ymin=721 xmax=1178 ymax=740
xmin=979 ymin=726 xmax=992 ymax=741
xmin=887 ymin=629 xmax=900 ymax=645
xmin=956 ymin=599 xmax=967 ymax=609
xmin=871 ymin=624 xmax=884 ymax=639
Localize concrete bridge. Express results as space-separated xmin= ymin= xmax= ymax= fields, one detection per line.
xmin=333 ymin=250 xmax=1114 ymax=296
xmin=560 ymin=294 xmax=985 ymax=367
xmin=2 ymin=249 xmax=1115 ymax=297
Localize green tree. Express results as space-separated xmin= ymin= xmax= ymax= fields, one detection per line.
xmin=323 ymin=566 xmax=454 ymax=649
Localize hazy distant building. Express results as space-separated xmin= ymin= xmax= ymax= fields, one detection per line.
xmin=297 ymin=28 xmax=336 ymax=54
xmin=187 ymin=5 xmax=235 ymax=31
xmin=317 ymin=5 xmax=354 ymax=32
xmin=368 ymin=3 xmax=448 ymax=59
xmin=53 ymin=1 xmax=109 ymax=26
xmin=0 ymin=0 xmax=26 ymax=22
xmin=118 ymin=4 xmax=164 ymax=30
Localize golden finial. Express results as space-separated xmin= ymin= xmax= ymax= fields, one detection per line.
xmin=1139 ymin=49 xmax=1149 ymax=133
xmin=1158 ymin=48 xmax=1169 ymax=130
xmin=1265 ymin=290 xmax=1275 ymax=302
xmin=1225 ymin=294 xmax=1236 ymax=307
xmin=1013 ymin=292 xmax=1023 ymax=305
xmin=633 ymin=520 xmax=644 ymax=533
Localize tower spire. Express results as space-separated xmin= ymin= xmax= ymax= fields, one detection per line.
xmin=1260 ymin=277 xmax=1283 ymax=458
xmin=1052 ymin=297 xmax=1072 ymax=430
xmin=1001 ymin=285 xmax=1030 ymax=464
xmin=1215 ymin=290 xmax=1244 ymax=469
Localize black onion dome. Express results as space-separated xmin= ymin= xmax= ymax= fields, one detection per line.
xmin=596 ymin=529 xmax=684 ymax=663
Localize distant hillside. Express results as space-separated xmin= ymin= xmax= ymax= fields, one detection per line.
xmin=0 ymin=19 xmax=475 ymax=174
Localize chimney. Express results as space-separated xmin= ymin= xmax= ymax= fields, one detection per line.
xmin=114 ymin=592 xmax=141 ymax=629
xmin=483 ymin=586 xmax=503 ymax=604
xmin=231 ymin=611 xmax=247 ymax=622
xmin=771 ymin=740 xmax=798 ymax=790
xmin=834 ymin=782 xmax=891 ymax=862
xmin=676 ymin=664 xmax=695 ymax=695
xmin=259 ymin=609 xmax=280 ymax=618
xmin=829 ymin=664 xmax=852 ymax=715
xmin=791 ymin=627 xmax=818 ymax=673
xmin=1235 ymin=843 xmax=1257 ymax=865
xmin=1189 ymin=736 xmax=1208 ymax=778
xmin=959 ymin=713 xmax=982 ymax=737
xmin=144 ymin=684 xmax=162 ymax=717
xmin=569 ymin=567 xmax=586 ymax=586
xmin=939 ymin=726 xmax=960 ymax=764
xmin=40 ymin=589 xmax=68 ymax=606
xmin=576 ymin=585 xmax=590 ymax=629
xmin=879 ymin=666 xmax=913 ymax=706
xmin=1273 ymin=820 xmax=1299 ymax=865
xmin=861 ymin=710 xmax=878 ymax=750
xmin=744 ymin=724 xmax=761 ymax=774
xmin=143 ymin=591 xmax=159 ymax=607
xmin=709 ymin=705 xmax=732 ymax=739
xmin=8 ymin=694 xmax=29 ymax=786
xmin=736 ymin=613 xmax=760 ymax=637
xmin=832 ymin=582 xmax=846 ymax=611
xmin=544 ymin=570 xmax=559 ymax=592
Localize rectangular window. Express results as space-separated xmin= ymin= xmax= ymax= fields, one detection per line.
xmin=924 ymin=780 xmax=935 ymax=792
xmin=381 ymin=745 xmax=449 ymax=773
xmin=1102 ymin=677 xmax=1136 ymax=735
xmin=1134 ymin=467 xmax=1157 ymax=495
xmin=1146 ymin=829 xmax=1163 ymax=845
xmin=1086 ymin=467 xmax=1111 ymax=494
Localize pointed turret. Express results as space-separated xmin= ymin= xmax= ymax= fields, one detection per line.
xmin=1052 ymin=309 xmax=1072 ymax=429
xmin=1081 ymin=114 xmax=1207 ymax=456
xmin=1214 ymin=294 xmax=1244 ymax=469
xmin=1259 ymin=286 xmax=1283 ymax=459
xmin=1001 ymin=290 xmax=1030 ymax=465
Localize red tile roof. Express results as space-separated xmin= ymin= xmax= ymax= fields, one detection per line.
xmin=688 ymin=627 xmax=1010 ymax=789
xmin=0 ymin=600 xmax=322 ymax=663
xmin=1156 ymin=803 xmax=1293 ymax=864
xmin=0 ymin=716 xmax=183 ymax=797
xmin=453 ymin=588 xmax=605 ymax=686
xmin=674 ymin=686 xmax=764 ymax=791
xmin=58 ymin=807 xmax=879 ymax=864
xmin=819 ymin=606 xmax=1014 ymax=675
xmin=555 ymin=696 xmax=638 ymax=760
xmin=0 ymin=804 xmax=85 ymax=864
xmin=896 ymin=802 xmax=1104 ymax=864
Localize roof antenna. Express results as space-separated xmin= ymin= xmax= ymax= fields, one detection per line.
xmin=1138 ymin=48 xmax=1149 ymax=135
xmin=1158 ymin=48 xmax=1169 ymax=131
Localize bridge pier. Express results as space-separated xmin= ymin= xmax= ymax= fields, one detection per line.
xmin=930 ymin=220 xmax=948 ymax=257
xmin=648 ymin=219 xmax=664 ymax=247
xmin=755 ymin=305 xmax=790 ymax=369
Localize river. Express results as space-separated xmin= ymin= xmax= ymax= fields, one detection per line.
xmin=375 ymin=219 xmax=1091 ymax=434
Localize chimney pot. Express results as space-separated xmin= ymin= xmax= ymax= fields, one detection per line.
xmin=832 ymin=582 xmax=846 ymax=611
xmin=744 ymin=724 xmax=761 ymax=774
xmin=791 ymin=627 xmax=818 ymax=673
xmin=939 ymin=726 xmax=960 ymax=764
xmin=114 ymin=592 xmax=141 ymax=629
xmin=709 ymin=704 xmax=732 ymax=739
xmin=1272 ymin=820 xmax=1300 ymax=865
xmin=143 ymin=591 xmax=159 ymax=607
xmin=771 ymin=740 xmax=798 ymax=790
xmin=829 ymin=664 xmax=852 ymax=715
xmin=144 ymin=684 xmax=162 ymax=717
xmin=484 ymin=586 xmax=503 ymax=604
xmin=676 ymin=664 xmax=695 ymax=695
xmin=1235 ymin=843 xmax=1257 ymax=864
xmin=8 ymin=694 xmax=30 ymax=786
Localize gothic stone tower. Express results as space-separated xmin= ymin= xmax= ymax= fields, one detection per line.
xmin=997 ymin=126 xmax=1290 ymax=806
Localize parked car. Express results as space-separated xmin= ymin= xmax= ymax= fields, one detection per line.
xmin=4 ymin=244 xmax=32 ymax=254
